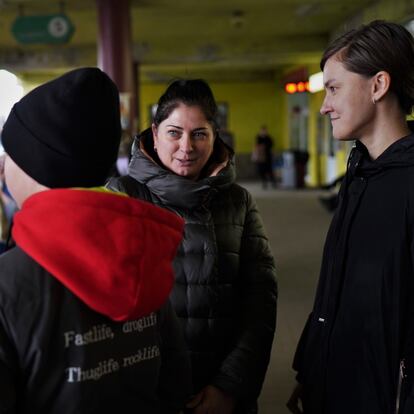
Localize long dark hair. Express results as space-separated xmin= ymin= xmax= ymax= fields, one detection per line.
xmin=152 ymin=79 xmax=219 ymax=131
xmin=320 ymin=20 xmax=414 ymax=115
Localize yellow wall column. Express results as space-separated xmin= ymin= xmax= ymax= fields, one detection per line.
xmin=307 ymin=92 xmax=320 ymax=187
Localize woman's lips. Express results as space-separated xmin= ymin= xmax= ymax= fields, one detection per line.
xmin=176 ymin=158 xmax=196 ymax=166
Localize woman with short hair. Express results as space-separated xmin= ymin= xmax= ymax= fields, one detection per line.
xmin=288 ymin=20 xmax=414 ymax=414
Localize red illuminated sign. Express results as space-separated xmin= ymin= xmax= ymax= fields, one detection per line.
xmin=284 ymin=81 xmax=310 ymax=94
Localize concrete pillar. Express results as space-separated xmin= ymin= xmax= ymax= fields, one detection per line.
xmin=96 ymin=0 xmax=135 ymax=135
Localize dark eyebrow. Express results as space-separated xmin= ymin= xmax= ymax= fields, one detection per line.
xmin=324 ymin=79 xmax=336 ymax=88
xmin=166 ymin=125 xmax=208 ymax=132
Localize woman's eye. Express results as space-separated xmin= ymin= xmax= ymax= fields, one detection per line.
xmin=329 ymin=86 xmax=337 ymax=93
xmin=167 ymin=130 xmax=179 ymax=137
xmin=193 ymin=131 xmax=207 ymax=139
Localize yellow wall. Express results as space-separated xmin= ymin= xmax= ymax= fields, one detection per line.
xmin=137 ymin=83 xmax=167 ymax=130
xmin=139 ymin=78 xmax=286 ymax=154
xmin=362 ymin=0 xmax=414 ymax=23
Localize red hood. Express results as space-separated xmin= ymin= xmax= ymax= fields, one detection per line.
xmin=12 ymin=189 xmax=184 ymax=321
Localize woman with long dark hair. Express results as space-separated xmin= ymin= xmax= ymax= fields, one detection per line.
xmin=108 ymin=79 xmax=277 ymax=414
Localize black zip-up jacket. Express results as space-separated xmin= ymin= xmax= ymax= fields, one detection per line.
xmin=107 ymin=130 xmax=278 ymax=411
xmin=294 ymin=133 xmax=414 ymax=414
xmin=0 ymin=189 xmax=191 ymax=413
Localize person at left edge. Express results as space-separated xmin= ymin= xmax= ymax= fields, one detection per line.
xmin=0 ymin=68 xmax=191 ymax=413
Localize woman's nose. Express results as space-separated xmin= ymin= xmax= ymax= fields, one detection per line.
xmin=180 ymin=134 xmax=193 ymax=152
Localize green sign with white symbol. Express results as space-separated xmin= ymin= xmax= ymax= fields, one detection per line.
xmin=12 ymin=14 xmax=75 ymax=45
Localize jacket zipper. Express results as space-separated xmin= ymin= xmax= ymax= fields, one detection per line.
xmin=395 ymin=359 xmax=406 ymax=414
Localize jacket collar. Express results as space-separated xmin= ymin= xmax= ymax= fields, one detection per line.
xmin=349 ymin=132 xmax=414 ymax=178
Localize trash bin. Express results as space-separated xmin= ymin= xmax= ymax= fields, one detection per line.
xmin=280 ymin=151 xmax=296 ymax=189
xmin=272 ymin=154 xmax=283 ymax=186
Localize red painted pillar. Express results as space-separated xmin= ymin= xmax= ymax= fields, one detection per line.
xmin=96 ymin=0 xmax=135 ymax=135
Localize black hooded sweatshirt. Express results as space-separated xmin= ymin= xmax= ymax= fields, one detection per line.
xmin=0 ymin=189 xmax=191 ymax=413
xmin=294 ymin=132 xmax=414 ymax=414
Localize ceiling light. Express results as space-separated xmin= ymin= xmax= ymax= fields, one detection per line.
xmin=309 ymin=72 xmax=324 ymax=93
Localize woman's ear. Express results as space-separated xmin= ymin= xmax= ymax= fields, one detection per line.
xmin=371 ymin=71 xmax=391 ymax=103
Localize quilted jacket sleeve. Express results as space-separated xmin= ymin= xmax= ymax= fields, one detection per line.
xmin=212 ymin=190 xmax=277 ymax=404
xmin=106 ymin=175 xmax=151 ymax=200
xmin=158 ymin=300 xmax=192 ymax=413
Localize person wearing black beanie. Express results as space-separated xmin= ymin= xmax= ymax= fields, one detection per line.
xmin=2 ymin=67 xmax=121 ymax=189
xmin=0 ymin=68 xmax=191 ymax=413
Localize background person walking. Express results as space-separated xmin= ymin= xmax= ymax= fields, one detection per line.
xmin=253 ymin=126 xmax=277 ymax=189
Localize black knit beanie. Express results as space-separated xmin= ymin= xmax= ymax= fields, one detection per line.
xmin=2 ymin=67 xmax=121 ymax=188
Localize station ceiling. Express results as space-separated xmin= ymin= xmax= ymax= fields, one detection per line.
xmin=0 ymin=0 xmax=386 ymax=83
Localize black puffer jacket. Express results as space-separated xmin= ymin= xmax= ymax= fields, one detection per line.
xmin=108 ymin=130 xmax=277 ymax=409
xmin=294 ymin=133 xmax=414 ymax=414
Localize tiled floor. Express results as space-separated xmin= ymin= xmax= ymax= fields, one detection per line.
xmin=238 ymin=182 xmax=332 ymax=413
